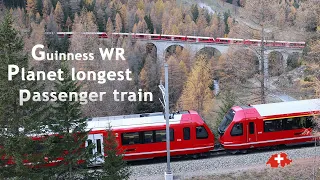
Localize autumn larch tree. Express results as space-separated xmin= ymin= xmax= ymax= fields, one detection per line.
xmin=178 ymin=54 xmax=214 ymax=115
xmin=26 ymin=0 xmax=36 ymax=19
xmin=54 ymin=1 xmax=64 ymax=30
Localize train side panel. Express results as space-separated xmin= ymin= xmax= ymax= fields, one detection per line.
xmin=100 ymin=113 xmax=215 ymax=161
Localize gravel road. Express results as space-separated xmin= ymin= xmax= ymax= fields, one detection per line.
xmin=129 ymin=145 xmax=320 ymax=180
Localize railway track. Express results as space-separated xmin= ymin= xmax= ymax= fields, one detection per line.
xmin=128 ymin=143 xmax=320 ymax=180
xmin=125 ymin=142 xmax=317 ymax=167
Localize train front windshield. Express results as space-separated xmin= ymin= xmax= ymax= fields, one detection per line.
xmin=218 ymin=109 xmax=235 ymax=135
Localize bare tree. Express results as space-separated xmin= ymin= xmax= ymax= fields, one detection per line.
xmin=234 ymin=0 xmax=278 ymax=103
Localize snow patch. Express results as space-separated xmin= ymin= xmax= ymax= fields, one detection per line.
xmin=198 ymin=2 xmax=215 ymax=14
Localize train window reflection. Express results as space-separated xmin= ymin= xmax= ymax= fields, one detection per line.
xmin=143 ymin=131 xmax=154 ymax=143
xmin=122 ymin=132 xmax=140 ymax=145
xmin=230 ymin=123 xmax=243 ymax=136
xmin=219 ymin=109 xmax=235 ymax=133
xmin=196 ymin=126 xmax=208 ymax=139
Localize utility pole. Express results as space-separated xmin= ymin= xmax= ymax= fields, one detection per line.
xmin=260 ymin=24 xmax=266 ymax=104
xmin=164 ymin=63 xmax=172 ymax=180
xmin=159 ymin=64 xmax=173 ymax=180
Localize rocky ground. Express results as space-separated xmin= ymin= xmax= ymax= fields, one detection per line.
xmin=186 ymin=157 xmax=320 ymax=180
xmin=128 ymin=145 xmax=320 ymax=180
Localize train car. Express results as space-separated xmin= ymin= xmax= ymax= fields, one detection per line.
xmin=86 ymin=110 xmax=215 ymax=164
xmin=218 ymin=99 xmax=320 ymax=153
xmin=264 ymin=40 xmax=275 ymax=47
xmin=150 ymin=34 xmax=162 ymax=40
xmin=160 ymin=34 xmax=174 ymax=41
xmin=215 ymin=38 xmax=244 ymax=44
xmin=273 ymin=41 xmax=287 ymax=47
xmin=231 ymin=38 xmax=244 ymax=45
xmin=1 ymin=110 xmax=214 ymax=167
xmin=215 ymin=38 xmax=232 ymax=44
xmin=172 ymin=35 xmax=187 ymax=41
xmin=185 ymin=35 xmax=198 ymax=42
xmin=197 ymin=36 xmax=215 ymax=43
xmin=131 ymin=33 xmax=149 ymax=39
xmin=97 ymin=32 xmax=108 ymax=38
xmin=244 ymin=39 xmax=261 ymax=46
xmin=288 ymin=41 xmax=306 ymax=48
xmin=52 ymin=32 xmax=73 ymax=38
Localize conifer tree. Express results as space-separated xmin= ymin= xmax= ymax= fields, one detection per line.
xmin=99 ymin=123 xmax=131 ymax=180
xmin=214 ymin=90 xmax=236 ymax=135
xmin=0 ymin=11 xmax=49 ymax=179
xmin=106 ymin=17 xmax=114 ymax=34
xmin=43 ymin=62 xmax=94 ymax=179
xmin=54 ymin=1 xmax=64 ymax=30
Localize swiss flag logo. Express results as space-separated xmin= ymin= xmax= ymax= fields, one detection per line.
xmin=266 ymin=152 xmax=292 ymax=168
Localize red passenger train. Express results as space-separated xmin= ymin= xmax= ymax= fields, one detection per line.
xmin=45 ymin=32 xmax=306 ymax=49
xmin=218 ymin=99 xmax=320 ymax=153
xmin=1 ymin=110 xmax=214 ymax=166
xmin=2 ymin=99 xmax=320 ymax=167
xmin=86 ymin=110 xmax=214 ymax=164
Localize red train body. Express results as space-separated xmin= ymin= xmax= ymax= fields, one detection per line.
xmin=1 ymin=110 xmax=214 ymax=166
xmin=218 ymin=99 xmax=320 ymax=152
xmin=45 ymin=32 xmax=306 ymax=49
xmin=86 ymin=110 xmax=214 ymax=163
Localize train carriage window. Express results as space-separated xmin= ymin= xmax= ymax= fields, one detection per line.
xmin=303 ymin=116 xmax=315 ymax=128
xmin=231 ymin=123 xmax=243 ymax=136
xmin=143 ymin=131 xmax=154 ymax=143
xmin=283 ymin=118 xmax=293 ymax=130
xmin=96 ymin=139 xmax=102 ymax=154
xmin=219 ymin=109 xmax=235 ymax=133
xmin=249 ymin=122 xmax=254 ymax=134
xmin=183 ymin=127 xmax=191 ymax=140
xmin=264 ymin=120 xmax=282 ymax=132
xmin=196 ymin=126 xmax=208 ymax=139
xmin=122 ymin=132 xmax=140 ymax=145
xmin=87 ymin=139 xmax=93 ymax=155
xmin=293 ymin=117 xmax=303 ymax=129
xmin=155 ymin=129 xmax=174 ymax=142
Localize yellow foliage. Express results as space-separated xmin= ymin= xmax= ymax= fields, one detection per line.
xmin=177 ymin=55 xmax=213 ymax=114
xmin=137 ymin=0 xmax=144 ymax=10
xmin=155 ymin=0 xmax=165 ymax=17
xmin=54 ymin=1 xmax=64 ymax=26
xmin=84 ymin=0 xmax=93 ymax=5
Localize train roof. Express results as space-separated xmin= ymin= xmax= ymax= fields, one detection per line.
xmin=86 ymin=111 xmax=194 ymax=131
xmin=252 ymin=99 xmax=320 ymax=117
xmin=289 ymin=41 xmax=306 ymax=44
xmin=188 ymin=36 xmax=212 ymax=39
xmin=216 ymin=37 xmax=243 ymax=41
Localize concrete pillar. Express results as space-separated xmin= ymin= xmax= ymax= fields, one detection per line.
xmin=282 ymin=53 xmax=289 ymax=71
xmin=155 ymin=42 xmax=168 ymax=65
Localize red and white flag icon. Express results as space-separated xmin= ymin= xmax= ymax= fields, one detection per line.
xmin=266 ymin=152 xmax=292 ymax=168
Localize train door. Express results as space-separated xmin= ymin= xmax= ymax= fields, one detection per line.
xmin=182 ymin=127 xmax=191 ymax=148
xmin=247 ymin=121 xmax=257 ymax=145
xmin=86 ymin=133 xmax=104 ymax=165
